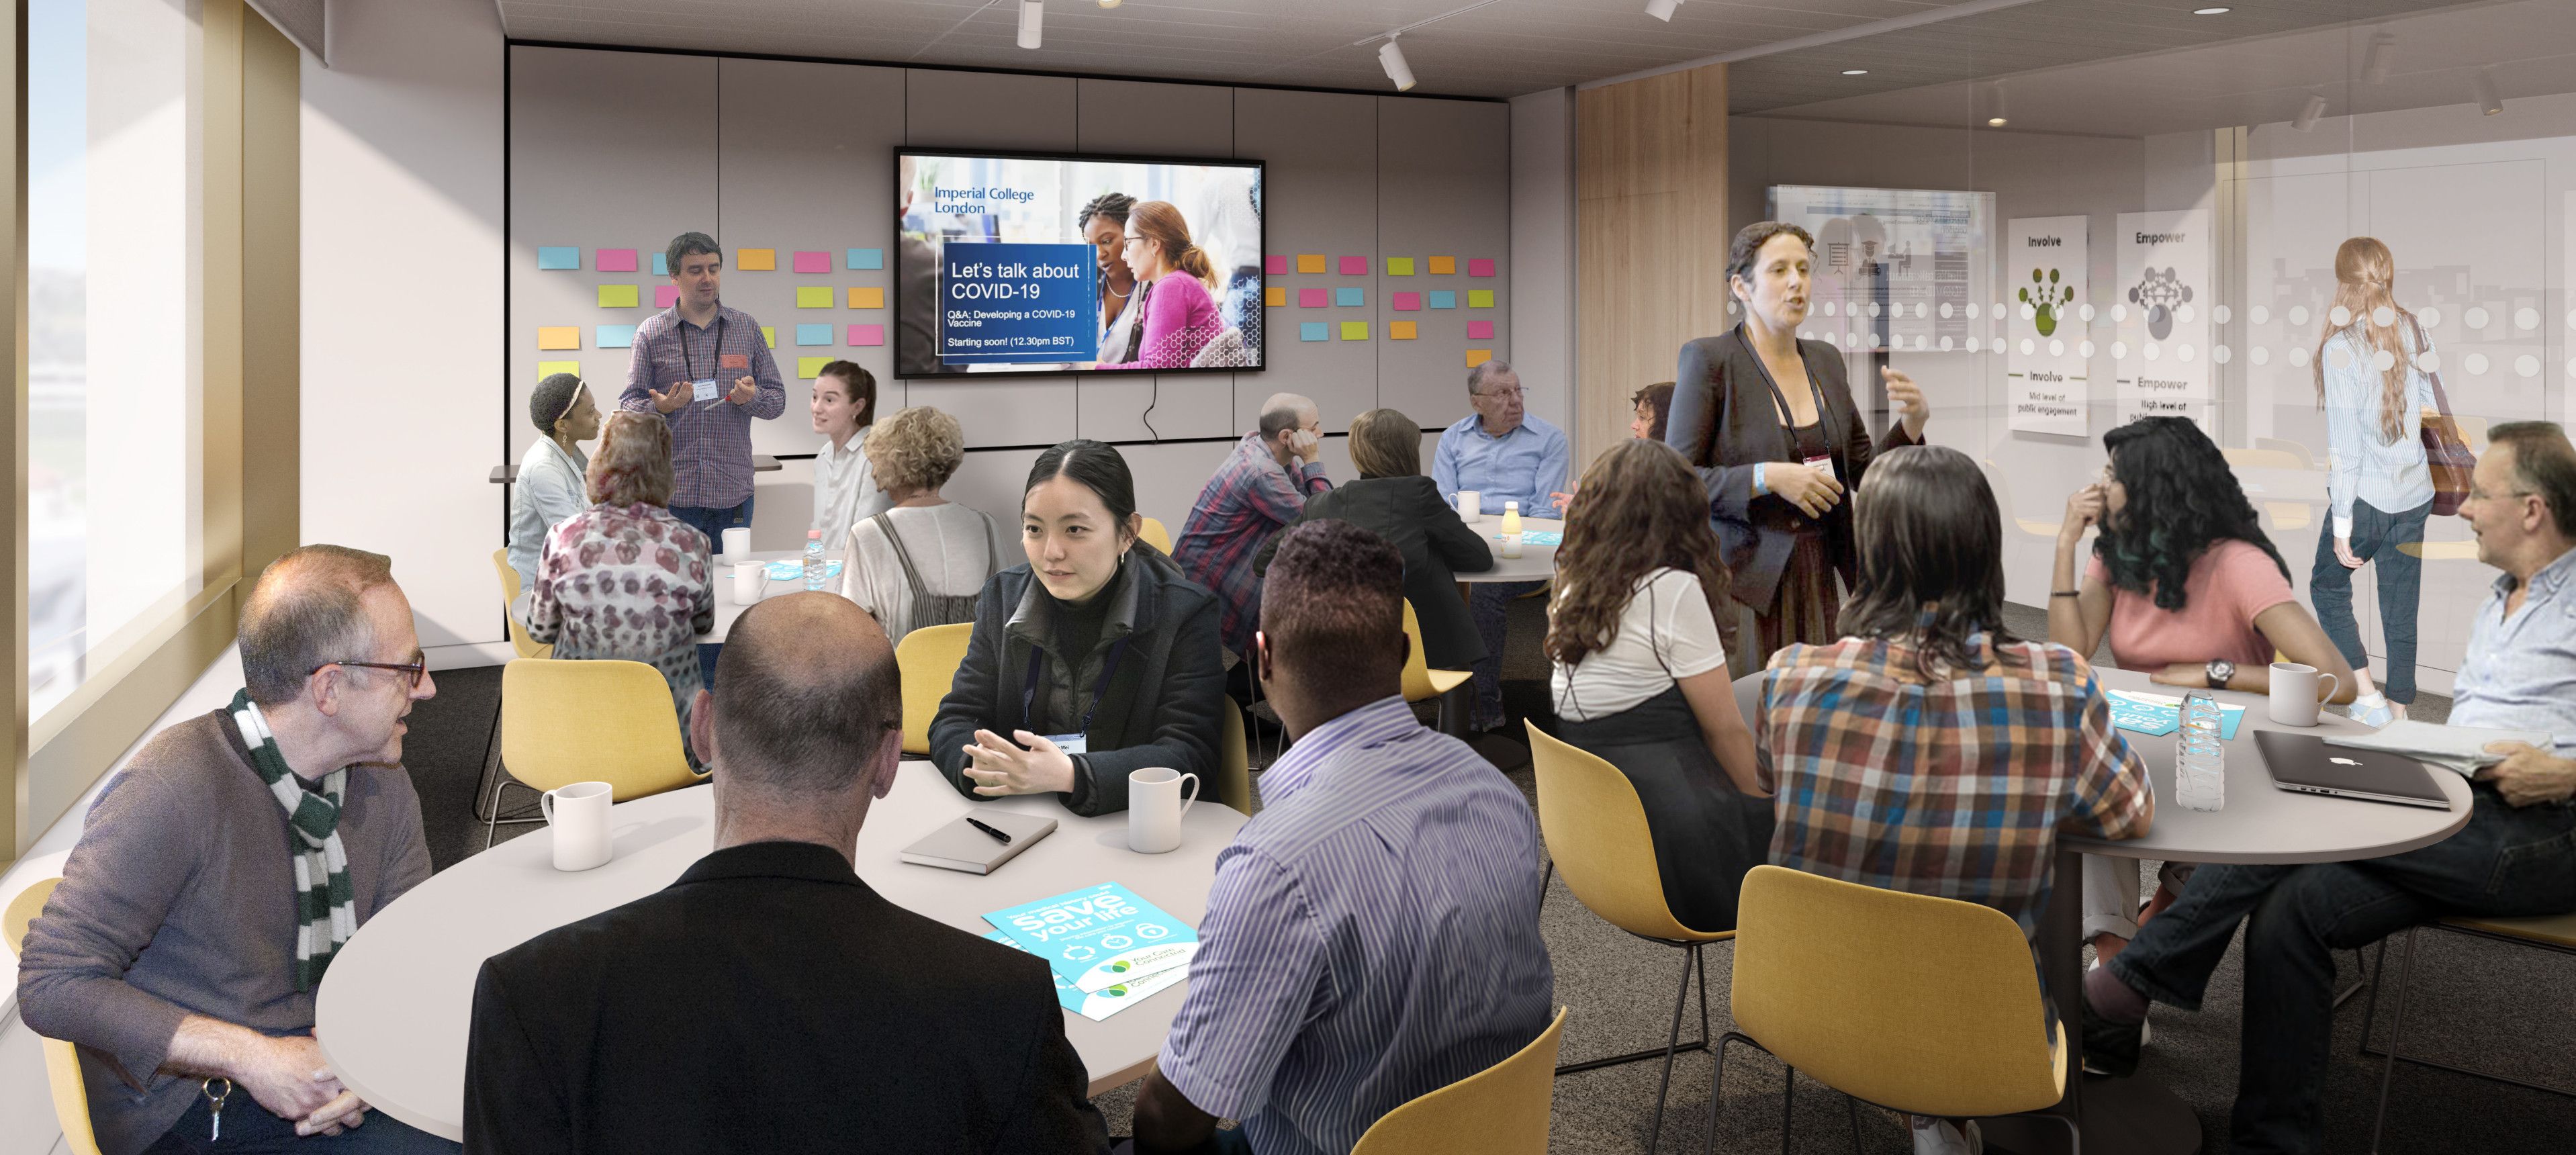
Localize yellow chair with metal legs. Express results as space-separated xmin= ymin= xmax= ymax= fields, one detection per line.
xmin=1138 ymin=516 xmax=1172 ymax=553
xmin=8 ymin=878 xmax=107 ymax=1155
xmin=489 ymin=549 xmax=554 ymax=660
xmin=1526 ymin=723 xmax=1731 ymax=1153
xmin=2364 ymin=911 xmax=2576 ymax=1150
xmin=490 ymin=659 xmax=704 ymax=848
xmin=1400 ymin=602 xmax=1473 ymax=733
xmin=895 ymin=623 xmax=974 ymax=757
xmin=1718 ymin=865 xmax=2076 ymax=1154
xmin=1350 ymin=1006 xmax=1569 ymax=1155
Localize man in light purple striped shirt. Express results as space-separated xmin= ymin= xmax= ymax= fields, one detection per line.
xmin=1132 ymin=520 xmax=1553 ymax=1155
xmin=620 ymin=232 xmax=788 ymax=543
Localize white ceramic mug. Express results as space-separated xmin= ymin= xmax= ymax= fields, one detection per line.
xmin=2268 ymin=661 xmax=2342 ymax=727
xmin=719 ymin=526 xmax=751 ymax=561
xmin=1128 ymin=767 xmax=1200 ymax=855
xmin=1457 ymin=490 xmax=1481 ymax=522
xmin=1500 ymin=533 xmax=1524 ymax=559
xmin=540 ymin=780 xmax=614 ymax=871
xmin=733 ymin=561 xmax=764 ymax=605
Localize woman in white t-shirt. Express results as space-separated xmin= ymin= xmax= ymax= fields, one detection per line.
xmin=839 ymin=406 xmax=1009 ymax=643
xmin=1547 ymin=439 xmax=1773 ymax=933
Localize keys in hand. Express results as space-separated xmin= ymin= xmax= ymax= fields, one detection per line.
xmin=205 ymin=1077 xmax=231 ymax=1142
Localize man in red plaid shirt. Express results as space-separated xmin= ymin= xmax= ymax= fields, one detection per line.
xmin=1173 ymin=394 xmax=1331 ymax=657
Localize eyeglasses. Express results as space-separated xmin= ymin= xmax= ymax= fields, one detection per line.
xmin=1122 ymin=235 xmax=1149 ymax=248
xmin=1478 ymin=387 xmax=1527 ymax=402
xmin=2467 ymin=485 xmax=2534 ymax=504
xmin=314 ymin=652 xmax=428 ymax=690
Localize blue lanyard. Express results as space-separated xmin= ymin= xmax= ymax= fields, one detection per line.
xmin=1021 ymin=637 xmax=1130 ymax=736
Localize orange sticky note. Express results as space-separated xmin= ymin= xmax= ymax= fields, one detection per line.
xmin=737 ymin=248 xmax=776 ymax=271
xmin=536 ymin=326 xmax=580 ymax=351
xmin=1389 ymin=320 xmax=1418 ymax=340
xmin=1295 ymin=254 xmax=1327 ymax=274
xmin=847 ymin=287 xmax=885 ymax=310
xmin=1428 ymin=256 xmax=1457 ymax=275
xmin=1465 ymin=349 xmax=1492 ymax=367
xmin=1264 ymin=286 xmax=1287 ymax=308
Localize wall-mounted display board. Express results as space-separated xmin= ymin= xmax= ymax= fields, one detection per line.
xmin=2113 ymin=209 xmax=2213 ymax=432
xmin=1769 ymin=185 xmax=1994 ymax=355
xmin=2006 ymin=216 xmax=2090 ymax=436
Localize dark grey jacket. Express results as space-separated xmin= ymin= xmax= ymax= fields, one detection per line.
xmin=1256 ymin=475 xmax=1495 ymax=669
xmin=930 ymin=548 xmax=1226 ymax=817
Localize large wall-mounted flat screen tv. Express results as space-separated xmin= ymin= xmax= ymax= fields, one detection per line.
xmin=894 ymin=148 xmax=1264 ymax=378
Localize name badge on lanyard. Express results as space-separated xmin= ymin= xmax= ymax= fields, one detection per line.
xmin=1044 ymin=733 xmax=1089 ymax=756
xmin=691 ymin=378 xmax=720 ymax=402
xmin=680 ymin=316 xmax=727 ymax=404
xmin=1022 ymin=639 xmax=1129 ymax=757
xmin=1802 ymin=451 xmax=1838 ymax=484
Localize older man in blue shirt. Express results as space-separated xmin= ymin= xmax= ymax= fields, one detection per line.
xmin=1430 ymin=361 xmax=1569 ymax=731
xmin=2082 ymin=422 xmax=2576 ymax=1155
xmin=1130 ymin=520 xmax=1553 ymax=1155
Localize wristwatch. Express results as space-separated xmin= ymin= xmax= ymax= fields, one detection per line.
xmin=2205 ymin=659 xmax=2236 ymax=688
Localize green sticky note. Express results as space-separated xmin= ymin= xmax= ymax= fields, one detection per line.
xmin=596 ymin=284 xmax=640 ymax=308
xmin=1467 ymin=289 xmax=1495 ymax=308
xmin=796 ymin=356 xmax=831 ymax=379
xmin=1340 ymin=321 xmax=1369 ymax=341
xmin=1385 ymin=257 xmax=1416 ymax=277
xmin=796 ymin=286 xmax=835 ymax=309
xmin=762 ymin=326 xmax=776 ymax=348
xmin=537 ymin=359 xmax=579 ymax=381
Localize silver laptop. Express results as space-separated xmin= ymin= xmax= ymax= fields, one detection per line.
xmin=2254 ymin=731 xmax=2451 ymax=810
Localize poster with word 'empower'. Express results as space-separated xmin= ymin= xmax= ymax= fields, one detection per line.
xmin=2114 ymin=210 xmax=2213 ymax=432
xmin=2006 ymin=216 xmax=2090 ymax=436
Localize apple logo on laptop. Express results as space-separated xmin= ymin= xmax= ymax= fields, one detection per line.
xmin=2330 ymin=757 xmax=2360 ymax=766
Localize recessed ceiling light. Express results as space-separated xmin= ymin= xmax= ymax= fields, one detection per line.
xmin=1841 ymin=68 xmax=1870 ymax=75
xmin=2193 ymin=6 xmax=2231 ymax=15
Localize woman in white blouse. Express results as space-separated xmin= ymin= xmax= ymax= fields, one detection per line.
xmin=508 ymin=372 xmax=600 ymax=615
xmin=839 ymin=406 xmax=1010 ymax=643
xmin=811 ymin=361 xmax=889 ymax=540
xmin=1547 ymin=438 xmax=1772 ymax=933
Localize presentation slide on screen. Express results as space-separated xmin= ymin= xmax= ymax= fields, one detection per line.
xmin=894 ymin=150 xmax=1264 ymax=377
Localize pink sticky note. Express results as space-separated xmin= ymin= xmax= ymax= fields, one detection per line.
xmin=1391 ymin=291 xmax=1422 ymax=312
xmin=1467 ymin=259 xmax=1497 ymax=277
xmin=848 ymin=324 xmax=885 ymax=347
xmin=1298 ymin=288 xmax=1328 ymax=308
xmin=1338 ymin=256 xmax=1368 ymax=276
xmin=792 ymin=250 xmax=830 ymax=274
xmin=1264 ymin=255 xmax=1289 ymax=275
xmin=1467 ymin=320 xmax=1496 ymax=339
xmin=596 ymin=248 xmax=639 ymax=273
xmin=654 ymin=285 xmax=680 ymax=308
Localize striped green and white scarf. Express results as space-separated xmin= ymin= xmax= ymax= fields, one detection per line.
xmin=228 ymin=689 xmax=355 ymax=992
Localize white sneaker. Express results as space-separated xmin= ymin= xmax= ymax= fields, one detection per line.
xmin=1910 ymin=1116 xmax=1984 ymax=1155
xmin=2347 ymin=693 xmax=2393 ymax=727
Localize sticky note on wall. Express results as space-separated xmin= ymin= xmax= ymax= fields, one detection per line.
xmin=849 ymin=324 xmax=885 ymax=346
xmin=1386 ymin=257 xmax=1416 ymax=277
xmin=596 ymin=249 xmax=639 ymax=273
xmin=1468 ymin=259 xmax=1497 ymax=277
xmin=1264 ymin=287 xmax=1287 ymax=308
xmin=537 ymin=246 xmax=580 ymax=270
xmin=536 ymin=326 xmax=580 ymax=351
xmin=1264 ymin=255 xmax=1288 ymax=275
xmin=596 ymin=324 xmax=637 ymax=349
xmin=537 ymin=359 xmax=580 ymax=381
xmin=761 ymin=326 xmax=776 ymax=348
xmin=1467 ymin=320 xmax=1495 ymax=339
xmin=1296 ymin=255 xmax=1326 ymax=274
xmin=1391 ymin=292 xmax=1422 ymax=312
xmin=597 ymin=285 xmax=640 ymax=308
xmin=1465 ymin=349 xmax=1492 ymax=368
xmin=795 ymin=324 xmax=834 ymax=346
xmin=1428 ymin=256 xmax=1456 ymax=275
xmin=793 ymin=250 xmax=831 ymax=274
xmin=1298 ymin=288 xmax=1328 ymax=308
xmin=1427 ymin=291 xmax=1457 ymax=310
xmin=653 ymin=252 xmax=670 ymax=276
xmin=1299 ymin=322 xmax=1328 ymax=342
xmin=847 ymin=287 xmax=885 ymax=310
xmin=655 ymin=285 xmax=681 ymax=308
xmin=848 ymin=248 xmax=884 ymax=271
xmin=795 ymin=286 xmax=834 ymax=308
xmin=1338 ymin=257 xmax=1367 ymax=276
xmin=1467 ymin=289 xmax=1495 ymax=308
xmin=738 ymin=248 xmax=778 ymax=271
xmin=1334 ymin=287 xmax=1364 ymax=307
xmin=796 ymin=356 xmax=832 ymax=379
xmin=1340 ymin=321 xmax=1369 ymax=340
xmin=1390 ymin=321 xmax=1418 ymax=340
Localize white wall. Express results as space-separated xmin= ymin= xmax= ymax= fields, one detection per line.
xmin=303 ymin=0 xmax=506 ymax=664
xmin=1510 ymin=87 xmax=1573 ymax=436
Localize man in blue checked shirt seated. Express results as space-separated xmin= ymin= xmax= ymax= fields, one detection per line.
xmin=1128 ymin=519 xmax=1554 ymax=1155
xmin=1432 ymin=360 xmax=1571 ymax=733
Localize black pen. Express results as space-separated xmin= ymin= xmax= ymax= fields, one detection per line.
xmin=966 ymin=817 xmax=1013 ymax=845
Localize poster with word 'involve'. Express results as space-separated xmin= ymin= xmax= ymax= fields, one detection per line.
xmin=985 ymin=882 xmax=1200 ymax=995
xmin=2114 ymin=210 xmax=2213 ymax=433
xmin=2006 ymin=216 xmax=2090 ymax=436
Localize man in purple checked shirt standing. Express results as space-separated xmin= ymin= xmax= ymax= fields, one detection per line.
xmin=622 ymin=232 xmax=788 ymax=543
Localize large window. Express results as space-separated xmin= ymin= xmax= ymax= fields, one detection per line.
xmin=27 ymin=0 xmax=205 ymax=721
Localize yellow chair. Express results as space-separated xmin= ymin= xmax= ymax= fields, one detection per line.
xmin=489 ymin=549 xmax=555 ymax=660
xmin=2363 ymin=911 xmax=2576 ymax=1148
xmin=1212 ymin=699 xmax=1254 ymax=815
xmin=1138 ymin=516 xmax=1172 ymax=553
xmin=2221 ymin=446 xmax=2309 ymax=470
xmin=2397 ymin=539 xmax=2479 ymax=561
xmin=1350 ymin=1006 xmax=1569 ymax=1155
xmin=490 ymin=659 xmax=704 ymax=847
xmin=2266 ymin=501 xmax=2313 ymax=530
xmin=1718 ymin=866 xmax=2074 ymax=1152
xmin=2256 ymin=436 xmax=2318 ymax=469
xmin=1400 ymin=602 xmax=1474 ymax=733
xmin=2454 ymin=413 xmax=2491 ymax=454
xmin=1526 ymin=723 xmax=1733 ymax=1152
xmin=1980 ymin=459 xmax=2063 ymax=539
xmin=895 ymin=622 xmax=974 ymax=757
xmin=7 ymin=878 xmax=106 ymax=1155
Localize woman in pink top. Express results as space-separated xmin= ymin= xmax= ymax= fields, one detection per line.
xmin=2049 ymin=416 xmax=2357 ymax=963
xmin=1095 ymin=200 xmax=1228 ymax=370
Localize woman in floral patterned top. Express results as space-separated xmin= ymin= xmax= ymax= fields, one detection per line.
xmin=528 ymin=412 xmax=716 ymax=761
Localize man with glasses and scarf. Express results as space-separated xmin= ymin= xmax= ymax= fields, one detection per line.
xmin=17 ymin=545 xmax=453 ymax=1154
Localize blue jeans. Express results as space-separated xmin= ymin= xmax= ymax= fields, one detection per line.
xmin=2106 ymin=786 xmax=2576 ymax=1154
xmin=1469 ymin=581 xmax=1547 ymax=730
xmin=2309 ymin=496 xmax=2430 ymax=704
xmin=146 ymin=1092 xmax=459 ymax=1154
xmin=668 ymin=496 xmax=755 ymax=547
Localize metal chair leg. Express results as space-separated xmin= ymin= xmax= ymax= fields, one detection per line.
xmin=2368 ymin=927 xmax=2419 ymax=1154
xmin=2334 ymin=946 xmax=2373 ymax=1009
xmin=1709 ymin=1032 xmax=1753 ymax=1155
xmin=2358 ymin=937 xmax=2391 ymax=1054
xmin=1780 ymin=1062 xmax=1796 ymax=1155
xmin=1644 ymin=943 xmax=1699 ymax=1153
xmin=1847 ymin=1095 xmax=1865 ymax=1154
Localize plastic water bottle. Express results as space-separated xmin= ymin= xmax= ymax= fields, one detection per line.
xmin=2175 ymin=690 xmax=2225 ymax=811
xmin=1499 ymin=500 xmax=1522 ymax=537
xmin=803 ymin=530 xmax=827 ymax=592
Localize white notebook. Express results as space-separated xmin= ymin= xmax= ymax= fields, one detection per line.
xmin=899 ymin=811 xmax=1058 ymax=874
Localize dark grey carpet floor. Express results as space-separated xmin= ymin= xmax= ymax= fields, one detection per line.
xmin=394 ymin=605 xmax=2567 ymax=1152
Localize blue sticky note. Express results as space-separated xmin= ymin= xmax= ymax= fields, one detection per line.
xmin=848 ymin=248 xmax=884 ymax=271
xmin=1427 ymin=290 xmax=1457 ymax=310
xmin=1299 ymin=322 xmax=1329 ymax=342
xmin=537 ymin=246 xmax=580 ymax=271
xmin=594 ymin=324 xmax=637 ymax=349
xmin=652 ymin=252 xmax=669 ymax=276
xmin=795 ymin=323 xmax=834 ymax=346
xmin=1334 ymin=287 xmax=1365 ymax=308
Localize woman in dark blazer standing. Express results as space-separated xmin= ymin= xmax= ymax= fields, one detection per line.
xmin=1256 ymin=408 xmax=1493 ymax=669
xmin=1666 ymin=221 xmax=1932 ymax=663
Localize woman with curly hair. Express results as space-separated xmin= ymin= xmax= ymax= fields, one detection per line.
xmin=2050 ymin=415 xmax=2355 ymax=961
xmin=838 ymin=406 xmax=1009 ymax=643
xmin=1546 ymin=438 xmax=1771 ymax=933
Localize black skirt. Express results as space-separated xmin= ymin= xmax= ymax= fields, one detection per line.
xmin=1554 ymin=685 xmax=1775 ymax=934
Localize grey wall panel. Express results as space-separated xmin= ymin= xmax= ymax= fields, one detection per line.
xmin=1074 ymin=77 xmax=1238 ymax=444
xmin=1234 ymin=88 xmax=1377 ymax=434
xmin=1379 ymin=97 xmax=1512 ymax=434
xmin=507 ymin=47 xmax=716 ymax=468
xmin=716 ymin=57 xmax=907 ymax=458
xmin=1508 ymin=89 xmax=1572 ymax=437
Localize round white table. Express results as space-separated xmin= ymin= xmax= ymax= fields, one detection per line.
xmin=1459 ymin=515 xmax=1561 ymax=584
xmin=704 ymin=549 xmax=839 ymax=643
xmin=314 ymin=762 xmax=1248 ymax=1142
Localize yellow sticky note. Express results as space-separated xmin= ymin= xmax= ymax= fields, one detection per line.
xmin=1428 ymin=256 xmax=1457 ymax=275
xmin=796 ymin=286 xmax=834 ymax=309
xmin=537 ymin=359 xmax=580 ymax=381
xmin=1264 ymin=286 xmax=1287 ymax=308
xmin=1296 ymin=254 xmax=1327 ymax=274
xmin=762 ymin=326 xmax=776 ymax=348
xmin=1389 ymin=320 xmax=1418 ymax=340
xmin=596 ymin=284 xmax=639 ymax=308
xmin=1340 ymin=321 xmax=1369 ymax=341
xmin=847 ymin=287 xmax=886 ymax=310
xmin=796 ymin=356 xmax=832 ymax=379
xmin=1465 ymin=349 xmax=1491 ymax=368
xmin=536 ymin=326 xmax=580 ymax=350
xmin=1386 ymin=257 xmax=1416 ymax=277
xmin=737 ymin=248 xmax=776 ymax=271
xmin=1467 ymin=289 xmax=1495 ymax=308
